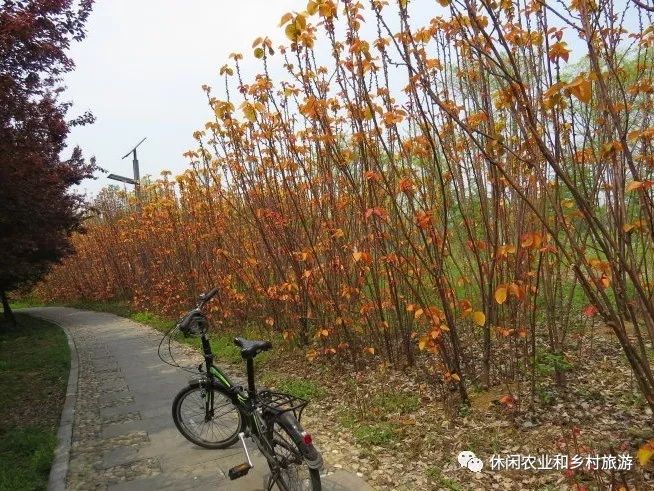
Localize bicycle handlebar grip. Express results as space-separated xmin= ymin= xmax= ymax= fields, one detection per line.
xmin=204 ymin=287 xmax=219 ymax=301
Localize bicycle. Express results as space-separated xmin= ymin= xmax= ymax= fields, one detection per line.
xmin=160 ymin=288 xmax=323 ymax=490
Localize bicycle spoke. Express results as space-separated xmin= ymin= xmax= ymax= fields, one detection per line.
xmin=176 ymin=386 xmax=241 ymax=446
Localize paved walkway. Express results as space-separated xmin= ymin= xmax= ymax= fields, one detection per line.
xmin=25 ymin=307 xmax=373 ymax=491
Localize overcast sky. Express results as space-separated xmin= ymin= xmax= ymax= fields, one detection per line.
xmin=65 ymin=0 xmax=304 ymax=197
xmin=64 ymin=0 xmax=600 ymax=198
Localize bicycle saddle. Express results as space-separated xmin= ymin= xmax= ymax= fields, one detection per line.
xmin=233 ymin=337 xmax=272 ymax=359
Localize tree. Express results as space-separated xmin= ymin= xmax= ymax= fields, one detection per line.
xmin=0 ymin=0 xmax=96 ymax=324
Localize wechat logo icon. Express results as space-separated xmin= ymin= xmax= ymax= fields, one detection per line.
xmin=458 ymin=450 xmax=484 ymax=473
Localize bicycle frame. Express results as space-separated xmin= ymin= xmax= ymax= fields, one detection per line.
xmin=170 ymin=289 xmax=322 ymax=489
xmin=197 ymin=333 xmax=274 ymax=458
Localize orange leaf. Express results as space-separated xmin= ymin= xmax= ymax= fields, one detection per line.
xmin=548 ymin=41 xmax=570 ymax=62
xmin=564 ymin=75 xmax=592 ymax=104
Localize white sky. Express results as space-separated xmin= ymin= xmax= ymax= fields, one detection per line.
xmin=64 ymin=0 xmax=613 ymax=198
xmin=65 ymin=0 xmax=303 ymax=197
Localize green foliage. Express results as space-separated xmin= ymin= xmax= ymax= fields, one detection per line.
xmin=535 ymin=352 xmax=574 ymax=377
xmin=130 ymin=311 xmax=174 ymax=331
xmin=536 ymin=387 xmax=556 ymax=405
xmin=274 ymin=378 xmax=325 ymax=400
xmin=7 ymin=296 xmax=45 ymax=310
xmin=457 ymin=404 xmax=471 ymax=418
xmin=68 ymin=299 xmax=133 ymax=318
xmin=0 ymin=427 xmax=57 ymax=490
xmin=339 ymin=409 xmax=399 ymax=447
xmin=0 ymin=314 xmax=69 ymax=490
xmin=371 ymin=390 xmax=419 ymax=415
xmin=208 ymin=335 xmax=243 ymax=364
xmin=352 ymin=422 xmax=398 ymax=447
xmin=425 ymin=468 xmax=463 ymax=491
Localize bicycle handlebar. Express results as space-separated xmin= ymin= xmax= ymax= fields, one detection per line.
xmin=197 ymin=287 xmax=219 ymax=308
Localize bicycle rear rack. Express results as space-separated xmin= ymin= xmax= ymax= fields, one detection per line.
xmin=257 ymin=390 xmax=308 ymax=422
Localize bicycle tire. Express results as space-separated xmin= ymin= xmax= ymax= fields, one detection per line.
xmin=264 ymin=420 xmax=321 ymax=491
xmin=172 ymin=382 xmax=243 ymax=449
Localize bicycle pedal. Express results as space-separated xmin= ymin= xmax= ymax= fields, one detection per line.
xmin=228 ymin=462 xmax=252 ymax=480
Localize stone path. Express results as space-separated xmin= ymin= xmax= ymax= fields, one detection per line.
xmin=25 ymin=307 xmax=374 ymax=491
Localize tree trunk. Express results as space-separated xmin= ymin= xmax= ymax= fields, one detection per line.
xmin=1 ymin=291 xmax=16 ymax=326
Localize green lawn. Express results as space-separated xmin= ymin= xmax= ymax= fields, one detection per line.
xmin=0 ymin=313 xmax=70 ymax=490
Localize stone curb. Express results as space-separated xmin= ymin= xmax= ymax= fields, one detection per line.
xmin=25 ymin=311 xmax=80 ymax=491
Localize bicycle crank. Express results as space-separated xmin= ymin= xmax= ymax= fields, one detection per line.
xmin=227 ymin=432 xmax=253 ymax=480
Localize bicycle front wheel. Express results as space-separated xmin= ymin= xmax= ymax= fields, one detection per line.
xmin=265 ymin=421 xmax=321 ymax=491
xmin=172 ymin=382 xmax=243 ymax=449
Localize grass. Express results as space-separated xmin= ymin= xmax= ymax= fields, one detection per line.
xmin=68 ymin=299 xmax=133 ymax=318
xmin=272 ymin=378 xmax=325 ymax=400
xmin=0 ymin=313 xmax=70 ymax=490
xmin=338 ymin=409 xmax=401 ymax=447
xmin=7 ymin=296 xmax=45 ymax=310
xmin=333 ymin=388 xmax=421 ymax=447
xmin=371 ymin=391 xmax=420 ymax=414
xmin=425 ymin=468 xmax=463 ymax=491
xmin=352 ymin=422 xmax=398 ymax=446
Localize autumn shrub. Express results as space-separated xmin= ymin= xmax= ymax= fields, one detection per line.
xmin=37 ymin=0 xmax=654 ymax=411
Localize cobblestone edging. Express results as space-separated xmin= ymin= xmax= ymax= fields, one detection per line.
xmin=46 ymin=320 xmax=79 ymax=491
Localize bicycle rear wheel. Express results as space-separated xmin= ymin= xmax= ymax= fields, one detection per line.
xmin=265 ymin=421 xmax=321 ymax=491
xmin=172 ymin=382 xmax=243 ymax=449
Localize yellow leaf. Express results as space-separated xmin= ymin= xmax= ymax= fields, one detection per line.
xmin=279 ymin=12 xmax=293 ymax=26
xmin=254 ymin=47 xmax=264 ymax=59
xmin=451 ymin=373 xmax=461 ymax=382
xmin=414 ymin=308 xmax=424 ymax=319
xmin=472 ymin=311 xmax=486 ymax=326
xmin=285 ymin=23 xmax=298 ymax=41
xmin=627 ymin=180 xmax=644 ymax=192
xmin=495 ymin=286 xmax=508 ymax=304
xmin=352 ymin=251 xmax=363 ymax=262
xmin=240 ymin=102 xmax=256 ymax=123
xmin=306 ymin=0 xmax=318 ymax=14
xmin=637 ymin=439 xmax=654 ymax=466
